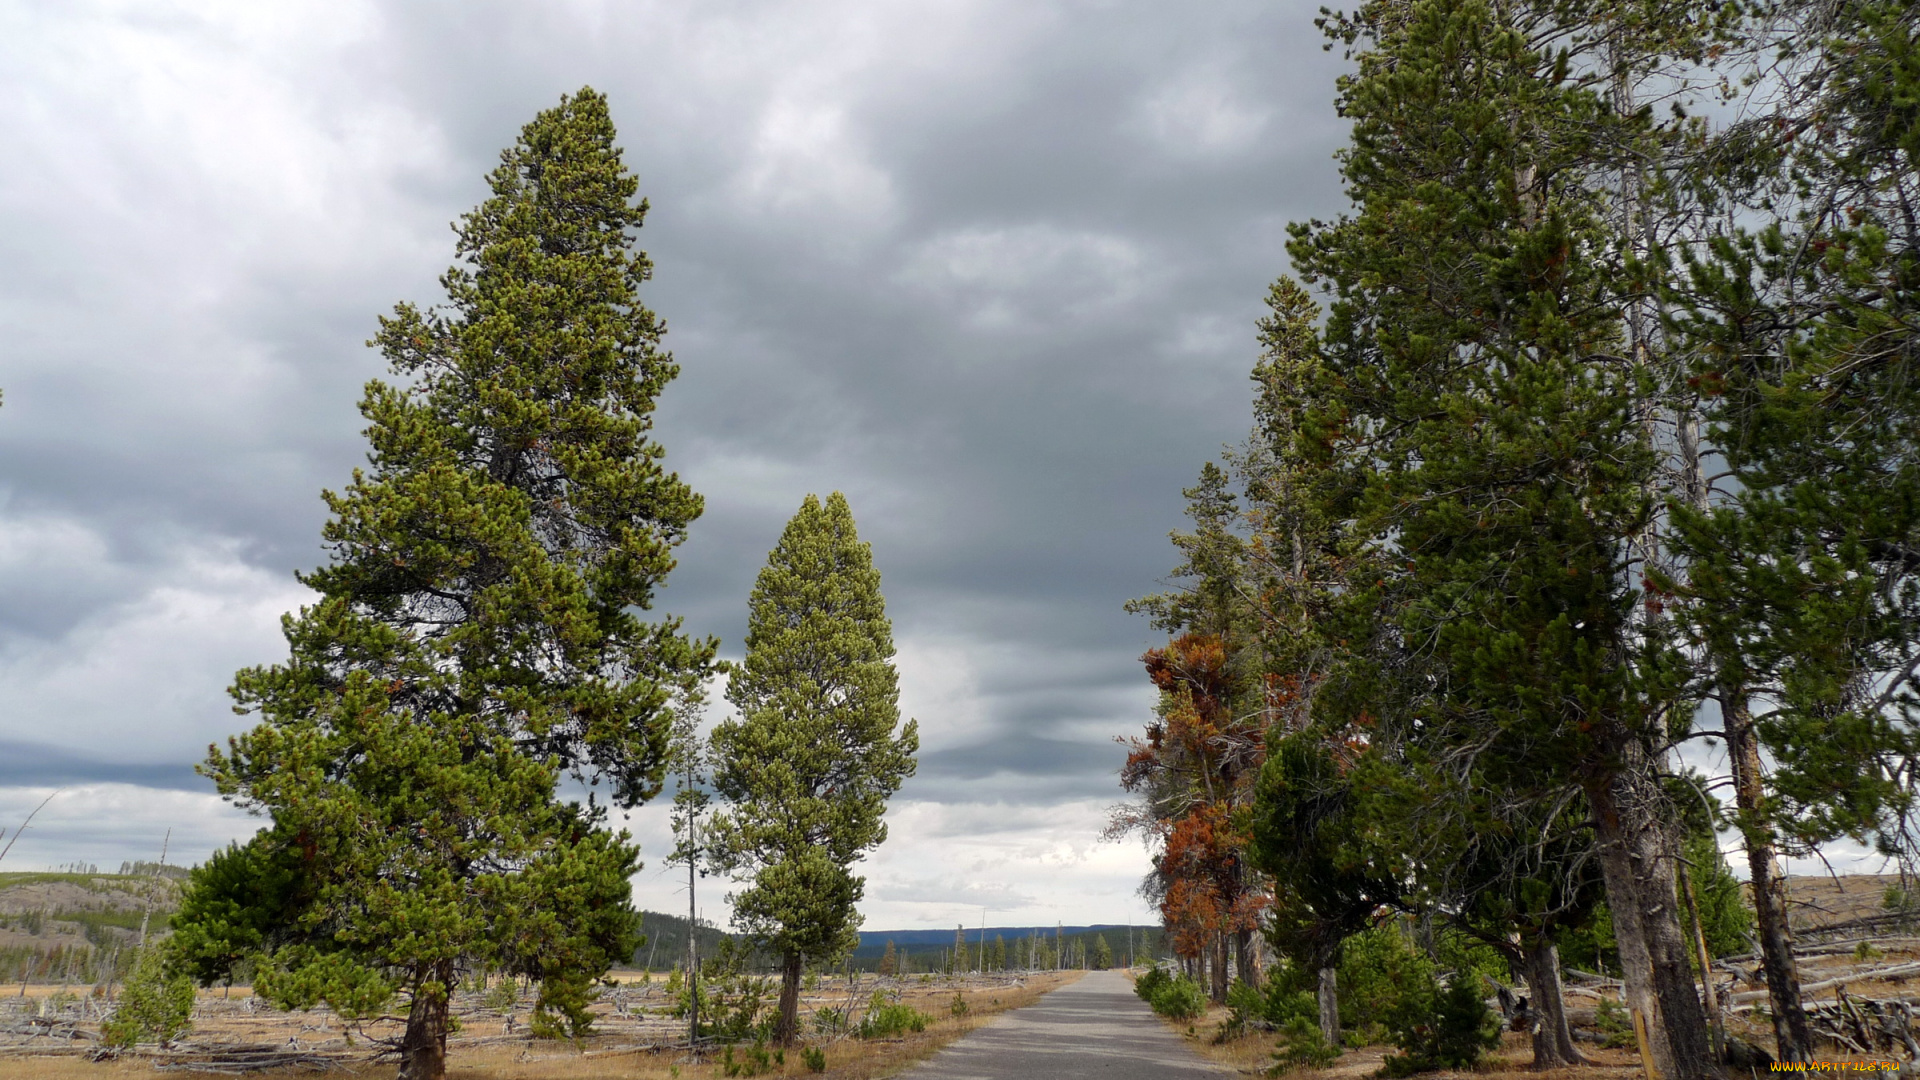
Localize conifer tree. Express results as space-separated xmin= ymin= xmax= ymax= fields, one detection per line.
xmin=1661 ymin=3 xmax=1920 ymax=1056
xmin=1281 ymin=0 xmax=1720 ymax=1072
xmin=709 ymin=492 xmax=919 ymax=1045
xmin=192 ymin=89 xmax=710 ymax=1080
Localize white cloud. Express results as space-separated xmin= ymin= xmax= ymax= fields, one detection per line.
xmin=898 ymin=225 xmax=1154 ymax=331
xmin=0 ymin=784 xmax=256 ymax=873
xmin=1134 ymin=67 xmax=1270 ymax=158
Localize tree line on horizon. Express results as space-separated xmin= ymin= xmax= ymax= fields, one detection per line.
xmin=1114 ymin=0 xmax=1918 ymax=1076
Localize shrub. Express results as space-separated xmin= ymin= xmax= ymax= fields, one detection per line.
xmin=1338 ymin=925 xmax=1438 ymax=1039
xmin=1271 ymin=1015 xmax=1342 ymax=1072
xmin=721 ymin=1042 xmax=775 ymax=1077
xmin=1594 ymin=996 xmax=1635 ymax=1050
xmin=672 ymin=940 xmax=773 ymax=1041
xmin=531 ymin=971 xmax=598 ymax=1039
xmin=1134 ymin=966 xmax=1171 ymax=1003
xmin=1148 ymin=973 xmax=1207 ymax=1020
xmin=858 ymin=991 xmax=930 ymax=1038
xmin=802 ymin=1045 xmax=827 ymax=1072
xmin=950 ymin=990 xmax=969 ymax=1017
xmin=812 ymin=1006 xmax=846 ymax=1035
xmin=101 ymin=946 xmax=195 ymax=1048
xmin=1379 ymin=974 xmax=1499 ymax=1076
xmin=483 ymin=976 xmax=521 ymax=1014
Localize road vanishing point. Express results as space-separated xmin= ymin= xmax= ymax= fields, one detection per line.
xmin=898 ymin=969 xmax=1225 ymax=1079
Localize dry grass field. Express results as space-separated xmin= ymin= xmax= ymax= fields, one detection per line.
xmin=0 ymin=970 xmax=1084 ymax=1079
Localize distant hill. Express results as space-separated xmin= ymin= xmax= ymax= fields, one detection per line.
xmin=630 ymin=910 xmax=736 ymax=970
xmin=0 ymin=870 xmax=183 ymax=985
xmin=623 ymin=914 xmax=1167 ymax=973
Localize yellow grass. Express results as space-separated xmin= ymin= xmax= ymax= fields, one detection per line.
xmin=0 ymin=971 xmax=1085 ymax=1080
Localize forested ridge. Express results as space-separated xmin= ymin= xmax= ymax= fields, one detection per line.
xmin=1114 ymin=0 xmax=1920 ymax=1075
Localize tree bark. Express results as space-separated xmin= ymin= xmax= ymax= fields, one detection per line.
xmin=1523 ymin=937 xmax=1588 ymax=1068
xmin=1723 ymin=686 xmax=1811 ymax=1062
xmin=1317 ymin=964 xmax=1340 ymax=1047
xmin=397 ymin=964 xmax=453 ymax=1080
xmin=775 ymin=951 xmax=803 ymax=1047
xmin=1211 ymin=934 xmax=1230 ymax=1003
xmin=1590 ymin=767 xmax=1717 ymax=1080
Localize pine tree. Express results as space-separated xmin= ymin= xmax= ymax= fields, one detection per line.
xmin=192 ymin=89 xmax=710 ymax=1080
xmin=1277 ymin=0 xmax=1732 ymax=1073
xmin=878 ymin=940 xmax=898 ymax=978
xmin=709 ymin=492 xmax=919 ymax=1045
xmin=1091 ymin=935 xmax=1113 ymax=970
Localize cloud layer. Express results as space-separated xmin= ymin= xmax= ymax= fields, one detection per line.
xmin=0 ymin=0 xmax=1351 ymax=926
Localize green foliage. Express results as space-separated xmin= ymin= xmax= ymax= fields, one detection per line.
xmin=857 ymin=991 xmax=930 ymax=1037
xmin=1091 ymin=934 xmax=1113 ymax=970
xmin=1556 ymin=900 xmax=1618 ymax=975
xmin=1336 ymin=926 xmax=1439 ymax=1040
xmin=1145 ymin=972 xmax=1207 ymax=1020
xmin=1379 ymin=974 xmax=1500 ymax=1076
xmin=101 ymin=945 xmax=194 ymax=1049
xmin=483 ymin=977 xmax=521 ymax=1014
xmin=1251 ymin=734 xmax=1399 ymax=972
xmin=802 ymin=1045 xmax=827 ymax=1072
xmin=721 ymin=1042 xmax=776 ymax=1077
xmin=1134 ymin=966 xmax=1172 ymax=1003
xmin=198 ymin=88 xmax=700 ymax=1077
xmin=1594 ymin=996 xmax=1636 ymax=1050
xmin=1271 ymin=1015 xmax=1342 ymax=1072
xmin=253 ymin=946 xmax=395 ymax=1019
xmin=169 ymin=839 xmax=301 ymax=987
xmin=710 ymin=492 xmax=919 ymax=1038
xmin=531 ymin=971 xmax=598 ymax=1039
xmin=1680 ymin=833 xmax=1753 ymax=962
xmin=949 ymin=990 xmax=969 ymax=1017
xmin=672 ymin=939 xmax=773 ymax=1041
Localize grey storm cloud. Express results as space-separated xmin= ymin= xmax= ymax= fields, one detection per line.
xmin=0 ymin=0 xmax=1350 ymax=906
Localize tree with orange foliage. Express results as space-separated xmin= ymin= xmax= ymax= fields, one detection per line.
xmin=1114 ymin=462 xmax=1272 ymax=1002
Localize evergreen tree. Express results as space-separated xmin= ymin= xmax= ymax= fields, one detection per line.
xmin=193 ymin=89 xmax=709 ymax=1080
xmin=1660 ymin=0 xmax=1920 ymax=1059
xmin=709 ymin=492 xmax=919 ymax=1045
xmin=1092 ymin=934 xmax=1113 ymax=970
xmin=1280 ymin=0 xmax=1724 ymax=1073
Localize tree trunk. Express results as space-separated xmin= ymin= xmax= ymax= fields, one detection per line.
xmin=1235 ymin=927 xmax=1258 ymax=987
xmin=1678 ymin=856 xmax=1726 ymax=1064
xmin=1590 ymin=768 xmax=1717 ymax=1080
xmin=1523 ymin=937 xmax=1588 ymax=1068
xmin=397 ymin=965 xmax=453 ymax=1080
xmin=1211 ymin=935 xmax=1230 ymax=1003
xmin=1317 ymin=964 xmax=1340 ymax=1047
xmin=775 ymin=951 xmax=803 ymax=1047
xmin=1724 ymin=686 xmax=1812 ymax=1063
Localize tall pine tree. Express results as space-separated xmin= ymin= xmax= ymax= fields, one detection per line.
xmin=709 ymin=492 xmax=919 ymax=1045
xmin=194 ymin=89 xmax=711 ymax=1080
xmin=1283 ymin=0 xmax=1718 ymax=1073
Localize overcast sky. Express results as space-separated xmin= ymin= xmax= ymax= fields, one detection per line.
xmin=0 ymin=0 xmax=1358 ymax=930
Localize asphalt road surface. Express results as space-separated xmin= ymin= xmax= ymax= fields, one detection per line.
xmin=897 ymin=969 xmax=1226 ymax=1079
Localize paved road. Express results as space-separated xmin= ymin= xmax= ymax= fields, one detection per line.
xmin=896 ymin=970 xmax=1227 ymax=1079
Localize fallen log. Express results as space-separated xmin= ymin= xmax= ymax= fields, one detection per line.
xmin=1729 ymin=962 xmax=1920 ymax=1003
